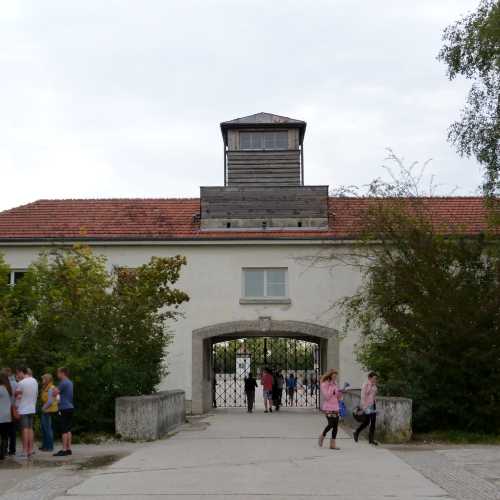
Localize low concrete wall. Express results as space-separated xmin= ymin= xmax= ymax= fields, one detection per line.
xmin=115 ymin=390 xmax=185 ymax=441
xmin=342 ymin=389 xmax=412 ymax=443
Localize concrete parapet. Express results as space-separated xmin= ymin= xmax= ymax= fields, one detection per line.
xmin=343 ymin=389 xmax=412 ymax=443
xmin=115 ymin=390 xmax=185 ymax=441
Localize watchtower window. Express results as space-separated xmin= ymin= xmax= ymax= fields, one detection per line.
xmin=239 ymin=131 xmax=288 ymax=150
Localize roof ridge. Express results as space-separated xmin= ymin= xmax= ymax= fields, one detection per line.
xmin=0 ymin=196 xmax=494 ymax=241
xmin=33 ymin=197 xmax=200 ymax=202
xmin=329 ymin=196 xmax=489 ymax=200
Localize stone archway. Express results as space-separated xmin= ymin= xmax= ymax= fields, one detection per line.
xmin=192 ymin=317 xmax=339 ymax=414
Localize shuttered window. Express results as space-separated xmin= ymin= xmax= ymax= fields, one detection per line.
xmin=239 ymin=131 xmax=288 ymax=150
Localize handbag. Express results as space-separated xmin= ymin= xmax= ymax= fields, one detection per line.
xmin=324 ymin=411 xmax=339 ymax=418
xmin=353 ymin=405 xmax=366 ymax=423
xmin=11 ymin=404 xmax=20 ymax=421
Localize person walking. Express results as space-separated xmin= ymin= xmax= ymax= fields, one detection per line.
xmin=15 ymin=367 xmax=38 ymax=459
xmin=40 ymin=374 xmax=58 ymax=452
xmin=274 ymin=371 xmax=284 ymax=410
xmin=301 ymin=376 xmax=307 ymax=395
xmin=1 ymin=368 xmax=17 ymax=456
xmin=261 ymin=368 xmax=274 ymax=413
xmin=310 ymin=374 xmax=317 ymax=396
xmin=244 ymin=373 xmax=257 ymax=413
xmin=286 ymin=373 xmax=297 ymax=406
xmin=318 ymin=369 xmax=342 ymax=450
xmin=353 ymin=372 xmax=378 ymax=445
xmin=0 ymin=374 xmax=12 ymax=460
xmin=212 ymin=376 xmax=217 ymax=409
xmin=53 ymin=367 xmax=74 ymax=456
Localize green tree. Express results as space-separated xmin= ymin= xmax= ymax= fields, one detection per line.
xmin=438 ymin=0 xmax=500 ymax=194
xmin=0 ymin=246 xmax=189 ymax=432
xmin=334 ymin=158 xmax=500 ymax=433
xmin=0 ymin=255 xmax=20 ymax=363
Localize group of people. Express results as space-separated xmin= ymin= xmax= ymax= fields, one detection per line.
xmin=243 ymin=368 xmax=326 ymax=413
xmin=0 ymin=366 xmax=74 ymax=460
xmin=318 ymin=369 xmax=378 ymax=449
xmin=244 ymin=368 xmax=303 ymax=413
xmin=243 ymin=367 xmax=378 ymax=447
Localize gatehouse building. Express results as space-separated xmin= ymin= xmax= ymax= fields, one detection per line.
xmin=0 ymin=112 xmax=491 ymax=413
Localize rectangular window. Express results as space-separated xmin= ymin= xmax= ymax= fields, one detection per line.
xmin=239 ymin=131 xmax=288 ymax=150
xmin=7 ymin=270 xmax=26 ymax=285
xmin=243 ymin=268 xmax=288 ymax=298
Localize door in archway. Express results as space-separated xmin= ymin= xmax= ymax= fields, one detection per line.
xmin=212 ymin=337 xmax=320 ymax=408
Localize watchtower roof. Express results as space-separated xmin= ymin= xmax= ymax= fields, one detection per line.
xmin=220 ymin=112 xmax=306 ymax=144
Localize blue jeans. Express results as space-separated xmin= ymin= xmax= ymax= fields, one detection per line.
xmin=41 ymin=412 xmax=55 ymax=450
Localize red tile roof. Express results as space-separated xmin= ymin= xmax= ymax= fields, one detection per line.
xmin=0 ymin=197 xmax=496 ymax=242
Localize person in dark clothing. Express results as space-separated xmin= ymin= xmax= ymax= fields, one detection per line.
xmin=273 ymin=371 xmax=284 ymax=411
xmin=244 ymin=374 xmax=257 ymax=413
xmin=286 ymin=373 xmax=297 ymax=406
xmin=53 ymin=367 xmax=74 ymax=457
xmin=212 ymin=376 xmax=217 ymax=409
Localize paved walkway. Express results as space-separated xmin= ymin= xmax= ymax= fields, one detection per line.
xmin=53 ymin=408 xmax=452 ymax=500
xmin=0 ymin=442 xmax=136 ymax=500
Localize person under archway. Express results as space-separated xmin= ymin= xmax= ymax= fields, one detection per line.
xmin=244 ymin=373 xmax=257 ymax=413
xmin=261 ymin=368 xmax=274 ymax=413
xmin=286 ymin=373 xmax=297 ymax=406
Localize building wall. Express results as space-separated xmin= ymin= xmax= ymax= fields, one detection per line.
xmin=0 ymin=242 xmax=366 ymax=402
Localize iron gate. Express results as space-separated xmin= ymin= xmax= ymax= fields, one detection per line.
xmin=212 ymin=337 xmax=320 ymax=408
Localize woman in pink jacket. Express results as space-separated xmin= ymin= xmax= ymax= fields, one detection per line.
xmin=353 ymin=371 xmax=378 ymax=445
xmin=318 ymin=368 xmax=342 ymax=450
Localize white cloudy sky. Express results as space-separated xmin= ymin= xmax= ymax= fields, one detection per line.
xmin=0 ymin=0 xmax=484 ymax=211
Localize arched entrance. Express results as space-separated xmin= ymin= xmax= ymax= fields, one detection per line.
xmin=192 ymin=318 xmax=339 ymax=414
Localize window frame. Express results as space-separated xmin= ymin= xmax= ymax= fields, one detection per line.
xmin=241 ymin=267 xmax=289 ymax=301
xmin=8 ymin=269 xmax=27 ymax=286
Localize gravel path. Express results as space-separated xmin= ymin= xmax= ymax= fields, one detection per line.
xmin=391 ymin=445 xmax=500 ymax=500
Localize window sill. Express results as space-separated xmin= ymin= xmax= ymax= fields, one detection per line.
xmin=239 ymin=298 xmax=292 ymax=305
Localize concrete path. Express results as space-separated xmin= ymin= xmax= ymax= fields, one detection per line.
xmin=53 ymin=408 xmax=451 ymax=500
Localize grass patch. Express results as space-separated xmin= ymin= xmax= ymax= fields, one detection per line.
xmin=413 ymin=430 xmax=500 ymax=445
xmin=72 ymin=432 xmax=119 ymax=445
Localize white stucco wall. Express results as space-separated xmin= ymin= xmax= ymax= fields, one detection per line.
xmin=0 ymin=241 xmax=366 ymax=400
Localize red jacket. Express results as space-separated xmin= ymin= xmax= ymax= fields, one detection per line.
xmin=261 ymin=373 xmax=273 ymax=391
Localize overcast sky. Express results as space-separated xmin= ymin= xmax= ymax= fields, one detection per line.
xmin=0 ymin=1 xmax=484 ymax=211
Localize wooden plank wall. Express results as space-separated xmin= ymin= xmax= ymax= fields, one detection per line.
xmin=227 ymin=150 xmax=301 ymax=186
xmin=200 ymin=186 xmax=328 ymax=219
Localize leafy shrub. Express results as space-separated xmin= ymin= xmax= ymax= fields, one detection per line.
xmin=340 ymin=200 xmax=500 ymax=433
xmin=0 ymin=246 xmax=189 ymax=432
xmin=335 ymin=156 xmax=500 ymax=433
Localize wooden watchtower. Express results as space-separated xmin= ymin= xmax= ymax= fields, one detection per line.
xmin=200 ymin=112 xmax=328 ymax=231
